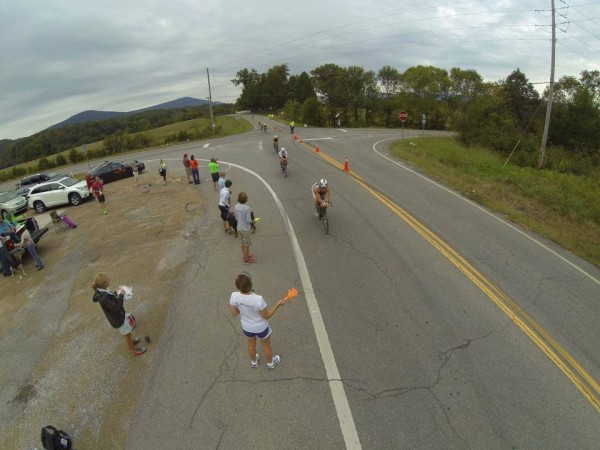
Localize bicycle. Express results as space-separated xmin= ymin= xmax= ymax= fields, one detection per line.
xmin=316 ymin=202 xmax=331 ymax=234
xmin=273 ymin=141 xmax=279 ymax=152
xmin=280 ymin=158 xmax=288 ymax=177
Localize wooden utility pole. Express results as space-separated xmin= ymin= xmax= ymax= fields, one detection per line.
xmin=207 ymin=68 xmax=215 ymax=131
xmin=538 ymin=0 xmax=556 ymax=169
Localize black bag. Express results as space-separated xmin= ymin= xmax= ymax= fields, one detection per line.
xmin=226 ymin=211 xmax=238 ymax=228
xmin=41 ymin=425 xmax=72 ymax=450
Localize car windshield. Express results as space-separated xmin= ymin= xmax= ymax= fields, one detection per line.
xmin=0 ymin=192 xmax=18 ymax=202
xmin=59 ymin=177 xmax=79 ymax=187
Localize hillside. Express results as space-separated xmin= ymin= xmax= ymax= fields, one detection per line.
xmin=47 ymin=97 xmax=220 ymax=130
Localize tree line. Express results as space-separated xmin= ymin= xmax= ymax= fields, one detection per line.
xmin=0 ymin=105 xmax=232 ymax=172
xmin=232 ymin=63 xmax=600 ymax=175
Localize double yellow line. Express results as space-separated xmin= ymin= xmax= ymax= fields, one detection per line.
xmin=311 ymin=145 xmax=600 ymax=413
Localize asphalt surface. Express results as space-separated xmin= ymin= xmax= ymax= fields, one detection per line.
xmin=122 ymin=117 xmax=600 ymax=449
xmin=3 ymin=116 xmax=599 ymax=449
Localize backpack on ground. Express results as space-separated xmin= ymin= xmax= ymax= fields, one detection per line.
xmin=41 ymin=425 xmax=72 ymax=449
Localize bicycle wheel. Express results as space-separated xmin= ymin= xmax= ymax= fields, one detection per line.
xmin=322 ymin=209 xmax=329 ymax=234
xmin=283 ymin=163 xmax=288 ymax=177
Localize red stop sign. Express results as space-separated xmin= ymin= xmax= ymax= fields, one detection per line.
xmin=399 ymin=111 xmax=408 ymax=122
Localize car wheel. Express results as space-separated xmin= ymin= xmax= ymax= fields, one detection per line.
xmin=0 ymin=209 xmax=8 ymax=220
xmin=69 ymin=193 xmax=82 ymax=206
xmin=33 ymin=201 xmax=46 ymax=213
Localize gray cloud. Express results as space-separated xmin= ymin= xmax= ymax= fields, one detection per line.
xmin=1 ymin=0 xmax=599 ymax=139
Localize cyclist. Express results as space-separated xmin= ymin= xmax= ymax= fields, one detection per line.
xmin=273 ymin=135 xmax=279 ymax=152
xmin=312 ymin=179 xmax=330 ymax=218
xmin=279 ymin=147 xmax=288 ymax=172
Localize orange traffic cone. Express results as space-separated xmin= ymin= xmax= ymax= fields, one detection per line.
xmin=344 ymin=158 xmax=350 ymax=171
xmin=294 ymin=134 xmax=298 ymax=141
xmin=315 ymin=145 xmax=320 ymax=152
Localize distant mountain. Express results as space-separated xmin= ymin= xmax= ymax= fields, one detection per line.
xmin=47 ymin=97 xmax=220 ymax=130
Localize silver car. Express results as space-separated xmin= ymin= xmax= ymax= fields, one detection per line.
xmin=0 ymin=191 xmax=28 ymax=221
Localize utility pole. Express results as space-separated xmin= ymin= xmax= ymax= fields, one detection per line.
xmin=538 ymin=0 xmax=556 ymax=169
xmin=207 ymin=68 xmax=215 ymax=131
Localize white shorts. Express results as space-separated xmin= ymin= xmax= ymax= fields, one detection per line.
xmin=118 ymin=312 xmax=135 ymax=336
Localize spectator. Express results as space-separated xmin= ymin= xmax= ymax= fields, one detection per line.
xmin=219 ymin=180 xmax=234 ymax=235
xmin=217 ymin=171 xmax=227 ymax=190
xmin=158 ymin=159 xmax=167 ymax=185
xmin=229 ymin=271 xmax=286 ymax=369
xmin=91 ymin=176 xmax=107 ymax=215
xmin=0 ymin=219 xmax=20 ymax=242
xmin=235 ymin=191 xmax=256 ymax=264
xmin=190 ymin=155 xmax=200 ymax=185
xmin=182 ymin=154 xmax=192 ymax=184
xmin=92 ymin=272 xmax=146 ymax=357
xmin=85 ymin=172 xmax=94 ymax=191
xmin=208 ymin=158 xmax=220 ymax=190
xmin=132 ymin=162 xmax=141 ymax=187
xmin=0 ymin=237 xmax=12 ymax=277
xmin=16 ymin=229 xmax=44 ymax=271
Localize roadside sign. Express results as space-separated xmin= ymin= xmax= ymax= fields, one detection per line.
xmin=399 ymin=111 xmax=408 ymax=123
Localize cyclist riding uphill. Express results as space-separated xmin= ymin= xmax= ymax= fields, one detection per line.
xmin=279 ymin=147 xmax=288 ymax=170
xmin=312 ymin=179 xmax=330 ymax=217
xmin=273 ymin=135 xmax=279 ymax=151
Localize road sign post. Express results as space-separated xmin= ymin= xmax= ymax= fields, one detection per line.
xmin=421 ymin=113 xmax=427 ymax=135
xmin=399 ymin=111 xmax=408 ymax=139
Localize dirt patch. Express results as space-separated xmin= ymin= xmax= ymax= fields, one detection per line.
xmin=0 ymin=173 xmax=206 ymax=448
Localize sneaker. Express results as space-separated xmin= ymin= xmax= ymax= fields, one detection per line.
xmin=103 ymin=209 xmax=108 ymax=215
xmin=37 ymin=266 xmax=44 ymax=271
xmin=251 ymin=353 xmax=260 ymax=368
xmin=267 ymin=355 xmax=281 ymax=369
xmin=244 ymin=257 xmax=256 ymax=265
xmin=132 ymin=347 xmax=146 ymax=357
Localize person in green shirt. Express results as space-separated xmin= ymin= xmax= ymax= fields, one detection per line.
xmin=208 ymin=158 xmax=220 ymax=190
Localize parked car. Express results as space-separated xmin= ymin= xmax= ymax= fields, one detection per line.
xmin=0 ymin=191 xmax=28 ymax=220
xmin=89 ymin=161 xmax=138 ymax=183
xmin=16 ymin=185 xmax=35 ymax=199
xmin=27 ymin=176 xmax=90 ymax=213
xmin=16 ymin=172 xmax=61 ymax=189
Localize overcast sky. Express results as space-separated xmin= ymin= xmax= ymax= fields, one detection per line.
xmin=1 ymin=0 xmax=599 ymax=140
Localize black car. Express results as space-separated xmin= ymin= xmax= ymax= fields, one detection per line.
xmin=16 ymin=172 xmax=61 ymax=189
xmin=89 ymin=161 xmax=141 ymax=183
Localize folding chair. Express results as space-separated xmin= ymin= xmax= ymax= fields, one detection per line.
xmin=49 ymin=210 xmax=69 ymax=232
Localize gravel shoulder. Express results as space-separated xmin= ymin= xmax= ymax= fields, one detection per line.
xmin=0 ymin=172 xmax=205 ymax=448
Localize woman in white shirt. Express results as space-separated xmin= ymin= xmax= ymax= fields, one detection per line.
xmin=229 ymin=272 xmax=287 ymax=369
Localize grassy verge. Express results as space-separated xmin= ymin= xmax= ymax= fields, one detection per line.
xmin=389 ymin=137 xmax=600 ymax=268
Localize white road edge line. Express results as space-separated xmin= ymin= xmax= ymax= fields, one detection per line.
xmin=203 ymin=143 xmax=210 ymax=148
xmin=373 ymin=138 xmax=600 ymax=287
xmin=223 ymin=160 xmax=362 ymax=449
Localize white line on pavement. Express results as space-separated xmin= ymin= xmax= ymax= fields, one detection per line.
xmin=372 ymin=138 xmax=600 ymax=287
xmin=224 ymin=160 xmax=362 ymax=449
xmin=203 ymin=143 xmax=210 ymax=148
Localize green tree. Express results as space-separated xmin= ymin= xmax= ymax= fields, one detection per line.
xmin=300 ymin=97 xmax=323 ymax=126
xmin=55 ymin=154 xmax=67 ymax=166
xmin=263 ymin=64 xmax=290 ymax=110
xmin=290 ymin=71 xmax=316 ymax=104
xmin=68 ymin=148 xmax=81 ymax=164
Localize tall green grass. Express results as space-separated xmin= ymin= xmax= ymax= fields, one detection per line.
xmin=390 ymin=137 xmax=600 ymax=267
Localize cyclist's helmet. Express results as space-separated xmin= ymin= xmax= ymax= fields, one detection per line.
xmin=318 ymin=179 xmax=328 ymax=188
xmin=281 ymin=147 xmax=286 ymax=152
xmin=274 ymin=135 xmax=278 ymax=138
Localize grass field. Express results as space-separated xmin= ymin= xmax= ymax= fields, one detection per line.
xmin=389 ymin=137 xmax=600 ymax=268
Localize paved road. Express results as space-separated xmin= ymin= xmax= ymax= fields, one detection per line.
xmin=124 ymin=117 xmax=599 ymax=449
xmin=9 ymin=117 xmax=599 ymax=448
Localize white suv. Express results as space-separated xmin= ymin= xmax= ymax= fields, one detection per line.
xmin=28 ymin=176 xmax=91 ymax=213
